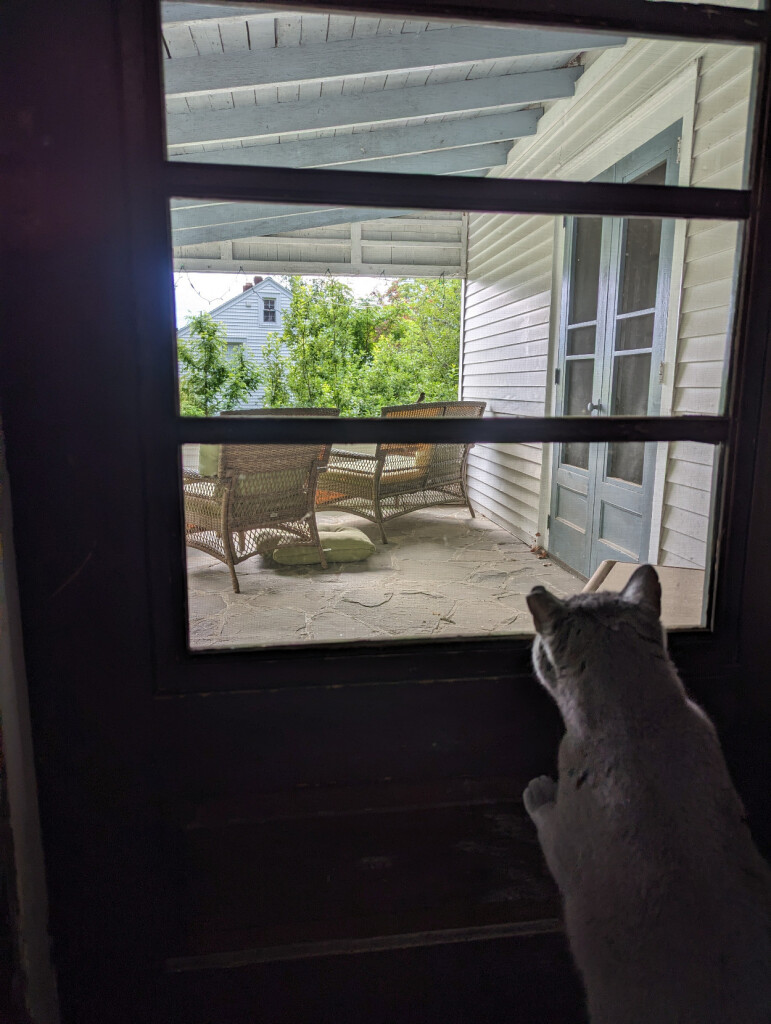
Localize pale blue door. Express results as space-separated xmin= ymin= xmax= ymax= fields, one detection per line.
xmin=549 ymin=126 xmax=680 ymax=578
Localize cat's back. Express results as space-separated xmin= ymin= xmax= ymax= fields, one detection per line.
xmin=565 ymin=691 xmax=771 ymax=1023
xmin=570 ymin=691 xmax=770 ymax=909
xmin=526 ymin=571 xmax=771 ymax=1023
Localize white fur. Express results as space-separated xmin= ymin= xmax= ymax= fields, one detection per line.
xmin=523 ymin=568 xmax=771 ymax=1024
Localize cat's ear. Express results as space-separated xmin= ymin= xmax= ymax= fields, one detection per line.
xmin=527 ymin=586 xmax=563 ymax=633
xmin=621 ymin=564 xmax=661 ymax=618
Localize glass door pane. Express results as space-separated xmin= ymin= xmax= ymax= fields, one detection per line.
xmin=562 ymin=217 xmax=603 ymax=470
xmin=607 ymin=163 xmax=665 ymax=484
xmin=563 ymin=360 xmax=594 ymax=469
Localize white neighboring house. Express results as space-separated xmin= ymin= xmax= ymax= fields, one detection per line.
xmin=177 ymin=275 xmax=291 ymax=409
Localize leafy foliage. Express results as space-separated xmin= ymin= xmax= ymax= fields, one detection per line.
xmin=357 ymin=278 xmax=461 ymax=414
xmin=259 ymin=333 xmax=292 ymax=408
xmin=177 ymin=312 xmax=262 ymax=416
xmin=265 ymin=276 xmax=461 ymax=414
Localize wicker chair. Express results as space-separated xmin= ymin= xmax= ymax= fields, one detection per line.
xmin=316 ymin=400 xmax=486 ymax=542
xmin=184 ymin=408 xmax=338 ymax=593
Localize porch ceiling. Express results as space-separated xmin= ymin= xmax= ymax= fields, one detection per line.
xmin=163 ymin=2 xmax=626 ymax=277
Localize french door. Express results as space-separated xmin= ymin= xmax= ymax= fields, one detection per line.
xmin=550 ymin=128 xmax=679 ymax=578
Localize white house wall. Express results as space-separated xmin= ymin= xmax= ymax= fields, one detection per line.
xmin=461 ymin=38 xmax=753 ymax=569
xmin=461 ymin=212 xmax=553 ymax=541
xmin=661 ymin=42 xmax=751 ymax=568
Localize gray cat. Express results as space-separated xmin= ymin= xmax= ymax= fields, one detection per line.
xmin=523 ymin=565 xmax=771 ymax=1024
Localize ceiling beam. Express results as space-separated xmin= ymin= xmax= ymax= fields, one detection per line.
xmin=171 ymin=109 xmax=540 ymax=168
xmin=172 ymin=144 xmax=508 ymax=200
xmin=170 ymin=202 xmax=463 ymax=234
xmin=166 ymin=66 xmax=581 ymax=147
xmin=174 ymin=259 xmax=463 ymax=278
xmin=359 ymin=218 xmax=463 ymax=232
xmin=170 ymin=199 xmax=452 ymax=220
xmin=313 ymin=142 xmax=509 ymax=175
xmin=177 ymin=235 xmax=464 ymax=250
xmin=164 ymin=26 xmax=624 ymax=97
xmin=174 ymin=207 xmax=425 ymax=247
xmin=161 ymin=3 xmax=278 ymax=24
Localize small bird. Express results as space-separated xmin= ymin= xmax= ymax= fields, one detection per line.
xmin=417 ymin=391 xmax=426 ymax=403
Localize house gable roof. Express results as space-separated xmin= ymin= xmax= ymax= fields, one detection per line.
xmin=177 ymin=275 xmax=290 ymax=336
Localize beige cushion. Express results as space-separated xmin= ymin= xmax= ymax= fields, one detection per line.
xmin=272 ymin=526 xmax=375 ymax=565
xmin=379 ymin=468 xmax=425 ymax=491
xmin=318 ymin=467 xmax=375 ymax=495
xmin=413 ymin=443 xmax=435 ymax=470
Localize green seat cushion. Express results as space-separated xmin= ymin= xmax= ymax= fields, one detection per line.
xmin=272 ymin=526 xmax=375 ymax=565
xmin=198 ymin=444 xmax=220 ymax=477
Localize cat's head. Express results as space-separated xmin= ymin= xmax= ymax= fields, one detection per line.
xmin=526 ymin=565 xmax=665 ymax=710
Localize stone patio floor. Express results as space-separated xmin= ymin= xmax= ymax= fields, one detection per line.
xmin=186 ymin=507 xmax=585 ymax=650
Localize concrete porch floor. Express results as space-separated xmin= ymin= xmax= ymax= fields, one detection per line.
xmin=186 ymin=507 xmax=585 ymax=650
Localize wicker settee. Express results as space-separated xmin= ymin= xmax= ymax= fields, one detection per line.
xmin=315 ymin=400 xmax=486 ymax=542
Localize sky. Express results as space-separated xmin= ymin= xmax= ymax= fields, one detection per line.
xmin=173 ymin=272 xmax=389 ymax=327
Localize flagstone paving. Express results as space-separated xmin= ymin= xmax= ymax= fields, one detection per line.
xmin=186 ymin=507 xmax=585 ymax=650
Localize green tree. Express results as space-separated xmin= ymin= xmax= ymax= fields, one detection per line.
xmin=177 ymin=312 xmax=262 ymax=416
xmin=273 ymin=277 xmax=388 ymax=413
xmin=357 ymin=278 xmax=461 ymax=411
xmin=260 ymin=333 xmax=291 ymax=408
xmin=263 ymin=276 xmax=460 ymax=413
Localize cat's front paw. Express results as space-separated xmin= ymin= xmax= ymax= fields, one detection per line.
xmin=523 ymin=775 xmax=556 ymax=817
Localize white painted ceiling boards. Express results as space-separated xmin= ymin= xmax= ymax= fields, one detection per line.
xmin=163 ymin=3 xmax=625 ymax=277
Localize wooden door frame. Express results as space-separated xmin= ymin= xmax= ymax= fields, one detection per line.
xmin=3 ymin=2 xmax=771 ymax=1021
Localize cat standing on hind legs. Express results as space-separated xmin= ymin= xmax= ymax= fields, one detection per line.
xmin=522 ymin=565 xmax=771 ymax=1024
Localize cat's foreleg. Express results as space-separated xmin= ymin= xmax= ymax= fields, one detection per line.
xmin=523 ymin=775 xmax=566 ymax=891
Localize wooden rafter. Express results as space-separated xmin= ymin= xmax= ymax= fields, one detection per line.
xmin=166 ymin=67 xmax=581 ymax=147
xmin=163 ymin=26 xmax=623 ymax=96
xmin=172 ymin=206 xmax=441 ymax=246
xmin=171 ymin=109 xmax=541 ymax=167
xmin=174 ymin=259 xmax=463 ymax=276
xmin=161 ymin=2 xmax=279 ymax=23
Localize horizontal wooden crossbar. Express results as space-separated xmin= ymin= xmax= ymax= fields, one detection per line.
xmin=177 ymin=415 xmax=730 ymax=445
xmin=245 ymin=0 xmax=768 ymax=43
xmin=165 ymin=163 xmax=751 ymax=221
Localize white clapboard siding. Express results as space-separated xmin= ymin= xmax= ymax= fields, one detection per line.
xmin=462 ymin=205 xmax=553 ymax=541
xmin=659 ymin=45 xmax=750 ymax=567
xmin=177 ymin=277 xmax=291 ymax=407
xmin=460 ymin=39 xmax=752 ymax=566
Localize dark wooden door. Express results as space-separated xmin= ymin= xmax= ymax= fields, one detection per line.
xmin=0 ymin=3 xmax=589 ymax=1020
xmin=3 ymin=3 xmax=771 ymax=1023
